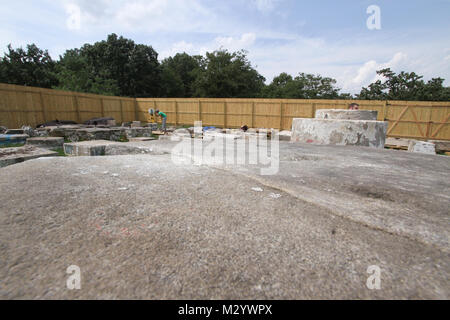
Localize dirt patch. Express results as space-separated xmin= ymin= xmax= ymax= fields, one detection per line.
xmin=349 ymin=185 xmax=394 ymax=202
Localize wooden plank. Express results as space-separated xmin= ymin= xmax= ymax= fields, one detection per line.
xmin=73 ymin=95 xmax=81 ymax=123
xmin=431 ymin=113 xmax=450 ymax=138
xmin=39 ymin=92 xmax=47 ymax=123
xmin=279 ymin=102 xmax=283 ymax=130
xmin=119 ymin=99 xmax=125 ymax=123
xmin=409 ymin=107 xmax=425 ymax=137
xmin=224 ymin=101 xmax=227 ymax=128
xmin=251 ymin=102 xmax=255 ymax=128
xmin=387 ymin=105 xmax=409 ymax=135
xmin=100 ymin=98 xmax=105 ymax=118
xmin=175 ymin=101 xmax=178 ymax=126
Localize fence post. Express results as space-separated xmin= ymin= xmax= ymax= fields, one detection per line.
xmin=100 ymin=98 xmax=105 ymax=118
xmin=73 ymin=95 xmax=81 ymax=123
xmin=198 ymin=100 xmax=202 ymax=123
xmin=426 ymin=103 xmax=433 ymax=139
xmin=311 ymin=103 xmax=316 ymax=118
xmin=224 ymin=101 xmax=228 ymax=128
xmin=251 ymin=101 xmax=255 ymax=128
xmin=39 ymin=92 xmax=47 ymax=123
xmin=383 ymin=101 xmax=388 ymax=121
xmin=119 ymin=99 xmax=125 ymax=123
xmin=280 ymin=101 xmax=284 ymax=130
xmin=175 ymin=101 xmax=178 ymax=126
xmin=134 ymin=99 xmax=139 ymax=121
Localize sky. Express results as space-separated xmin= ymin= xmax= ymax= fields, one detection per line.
xmin=1 ymin=0 xmax=449 ymax=94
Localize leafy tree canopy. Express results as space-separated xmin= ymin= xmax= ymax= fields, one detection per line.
xmin=193 ymin=50 xmax=266 ymax=98
xmin=0 ymin=37 xmax=449 ymax=101
xmin=357 ymin=68 xmax=450 ymax=101
xmin=0 ymin=44 xmax=57 ymax=88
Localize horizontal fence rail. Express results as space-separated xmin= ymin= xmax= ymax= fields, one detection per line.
xmin=1 ymin=83 xmax=449 ymax=141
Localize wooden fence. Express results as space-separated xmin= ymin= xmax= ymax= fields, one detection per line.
xmin=1 ymin=83 xmax=449 ymax=141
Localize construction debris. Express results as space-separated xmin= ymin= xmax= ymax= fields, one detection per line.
xmin=408 ymin=140 xmax=436 ymax=155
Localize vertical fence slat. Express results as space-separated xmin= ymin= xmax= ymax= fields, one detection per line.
xmin=73 ymin=95 xmax=81 ymax=123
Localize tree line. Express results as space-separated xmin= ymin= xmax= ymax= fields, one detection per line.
xmin=1 ymin=33 xmax=449 ymax=101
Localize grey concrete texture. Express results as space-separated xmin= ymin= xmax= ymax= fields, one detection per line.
xmin=0 ymin=141 xmax=449 ymax=299
xmin=315 ymin=109 xmax=378 ymax=121
xmin=291 ymin=118 xmax=388 ymax=148
xmin=408 ymin=140 xmax=436 ymax=154
xmin=0 ymin=145 xmax=58 ymax=168
xmin=26 ymin=137 xmax=64 ymax=149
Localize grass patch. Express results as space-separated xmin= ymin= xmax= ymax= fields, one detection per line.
xmin=0 ymin=143 xmax=25 ymax=148
xmin=52 ymin=147 xmax=67 ymax=157
xmin=118 ymin=134 xmax=129 ymax=142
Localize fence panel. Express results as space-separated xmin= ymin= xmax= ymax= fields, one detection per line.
xmin=1 ymin=83 xmax=449 ymax=140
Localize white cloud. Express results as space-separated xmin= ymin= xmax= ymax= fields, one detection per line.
xmin=214 ymin=33 xmax=256 ymax=51
xmin=253 ymin=0 xmax=280 ymax=13
xmin=63 ymin=0 xmax=216 ymax=33
xmin=347 ymin=52 xmax=408 ymax=92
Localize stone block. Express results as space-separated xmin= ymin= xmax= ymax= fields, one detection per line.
xmin=5 ymin=129 xmax=25 ymax=135
xmin=291 ymin=118 xmax=388 ymax=148
xmin=315 ymin=109 xmax=378 ymax=121
xmin=408 ymin=140 xmax=436 ymax=155
xmin=278 ymin=130 xmax=292 ymax=141
xmin=26 ymin=137 xmax=64 ymax=149
xmin=0 ymin=134 xmax=29 ymax=146
xmin=0 ymin=146 xmax=58 ymax=168
xmin=63 ymin=140 xmax=119 ymax=156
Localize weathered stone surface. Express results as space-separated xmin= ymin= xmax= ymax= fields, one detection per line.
xmin=124 ymin=127 xmax=153 ymax=139
xmin=0 ymin=134 xmax=29 ymax=146
xmin=63 ymin=140 xmax=163 ymax=156
xmin=131 ymin=121 xmax=141 ymax=128
xmin=315 ymin=109 xmax=378 ymax=121
xmin=0 ymin=145 xmax=58 ymax=167
xmin=64 ymin=140 xmax=119 ymax=156
xmin=0 ymin=142 xmax=448 ymax=299
xmin=5 ymin=129 xmax=25 ymax=135
xmin=26 ymin=137 xmax=64 ymax=149
xmin=278 ymin=130 xmax=292 ymax=141
xmin=408 ymin=140 xmax=436 ymax=154
xmin=291 ymin=118 xmax=388 ymax=148
xmin=428 ymin=140 xmax=450 ymax=153
xmin=129 ymin=137 xmax=156 ymax=142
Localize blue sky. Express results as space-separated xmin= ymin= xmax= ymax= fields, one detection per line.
xmin=1 ymin=0 xmax=449 ymax=94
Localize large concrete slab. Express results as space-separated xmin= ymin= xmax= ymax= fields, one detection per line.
xmin=0 ymin=145 xmax=58 ymax=167
xmin=0 ymin=142 xmax=448 ymax=299
xmin=291 ymin=118 xmax=388 ymax=148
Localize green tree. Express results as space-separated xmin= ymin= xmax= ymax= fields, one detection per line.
xmin=0 ymin=44 xmax=58 ymax=88
xmin=57 ymin=34 xmax=161 ymax=97
xmin=193 ymin=50 xmax=265 ymax=98
xmin=261 ymin=72 xmax=342 ymax=99
xmin=357 ymin=68 xmax=450 ymax=101
xmin=54 ymin=49 xmax=119 ymax=95
xmin=160 ymin=53 xmax=202 ymax=97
